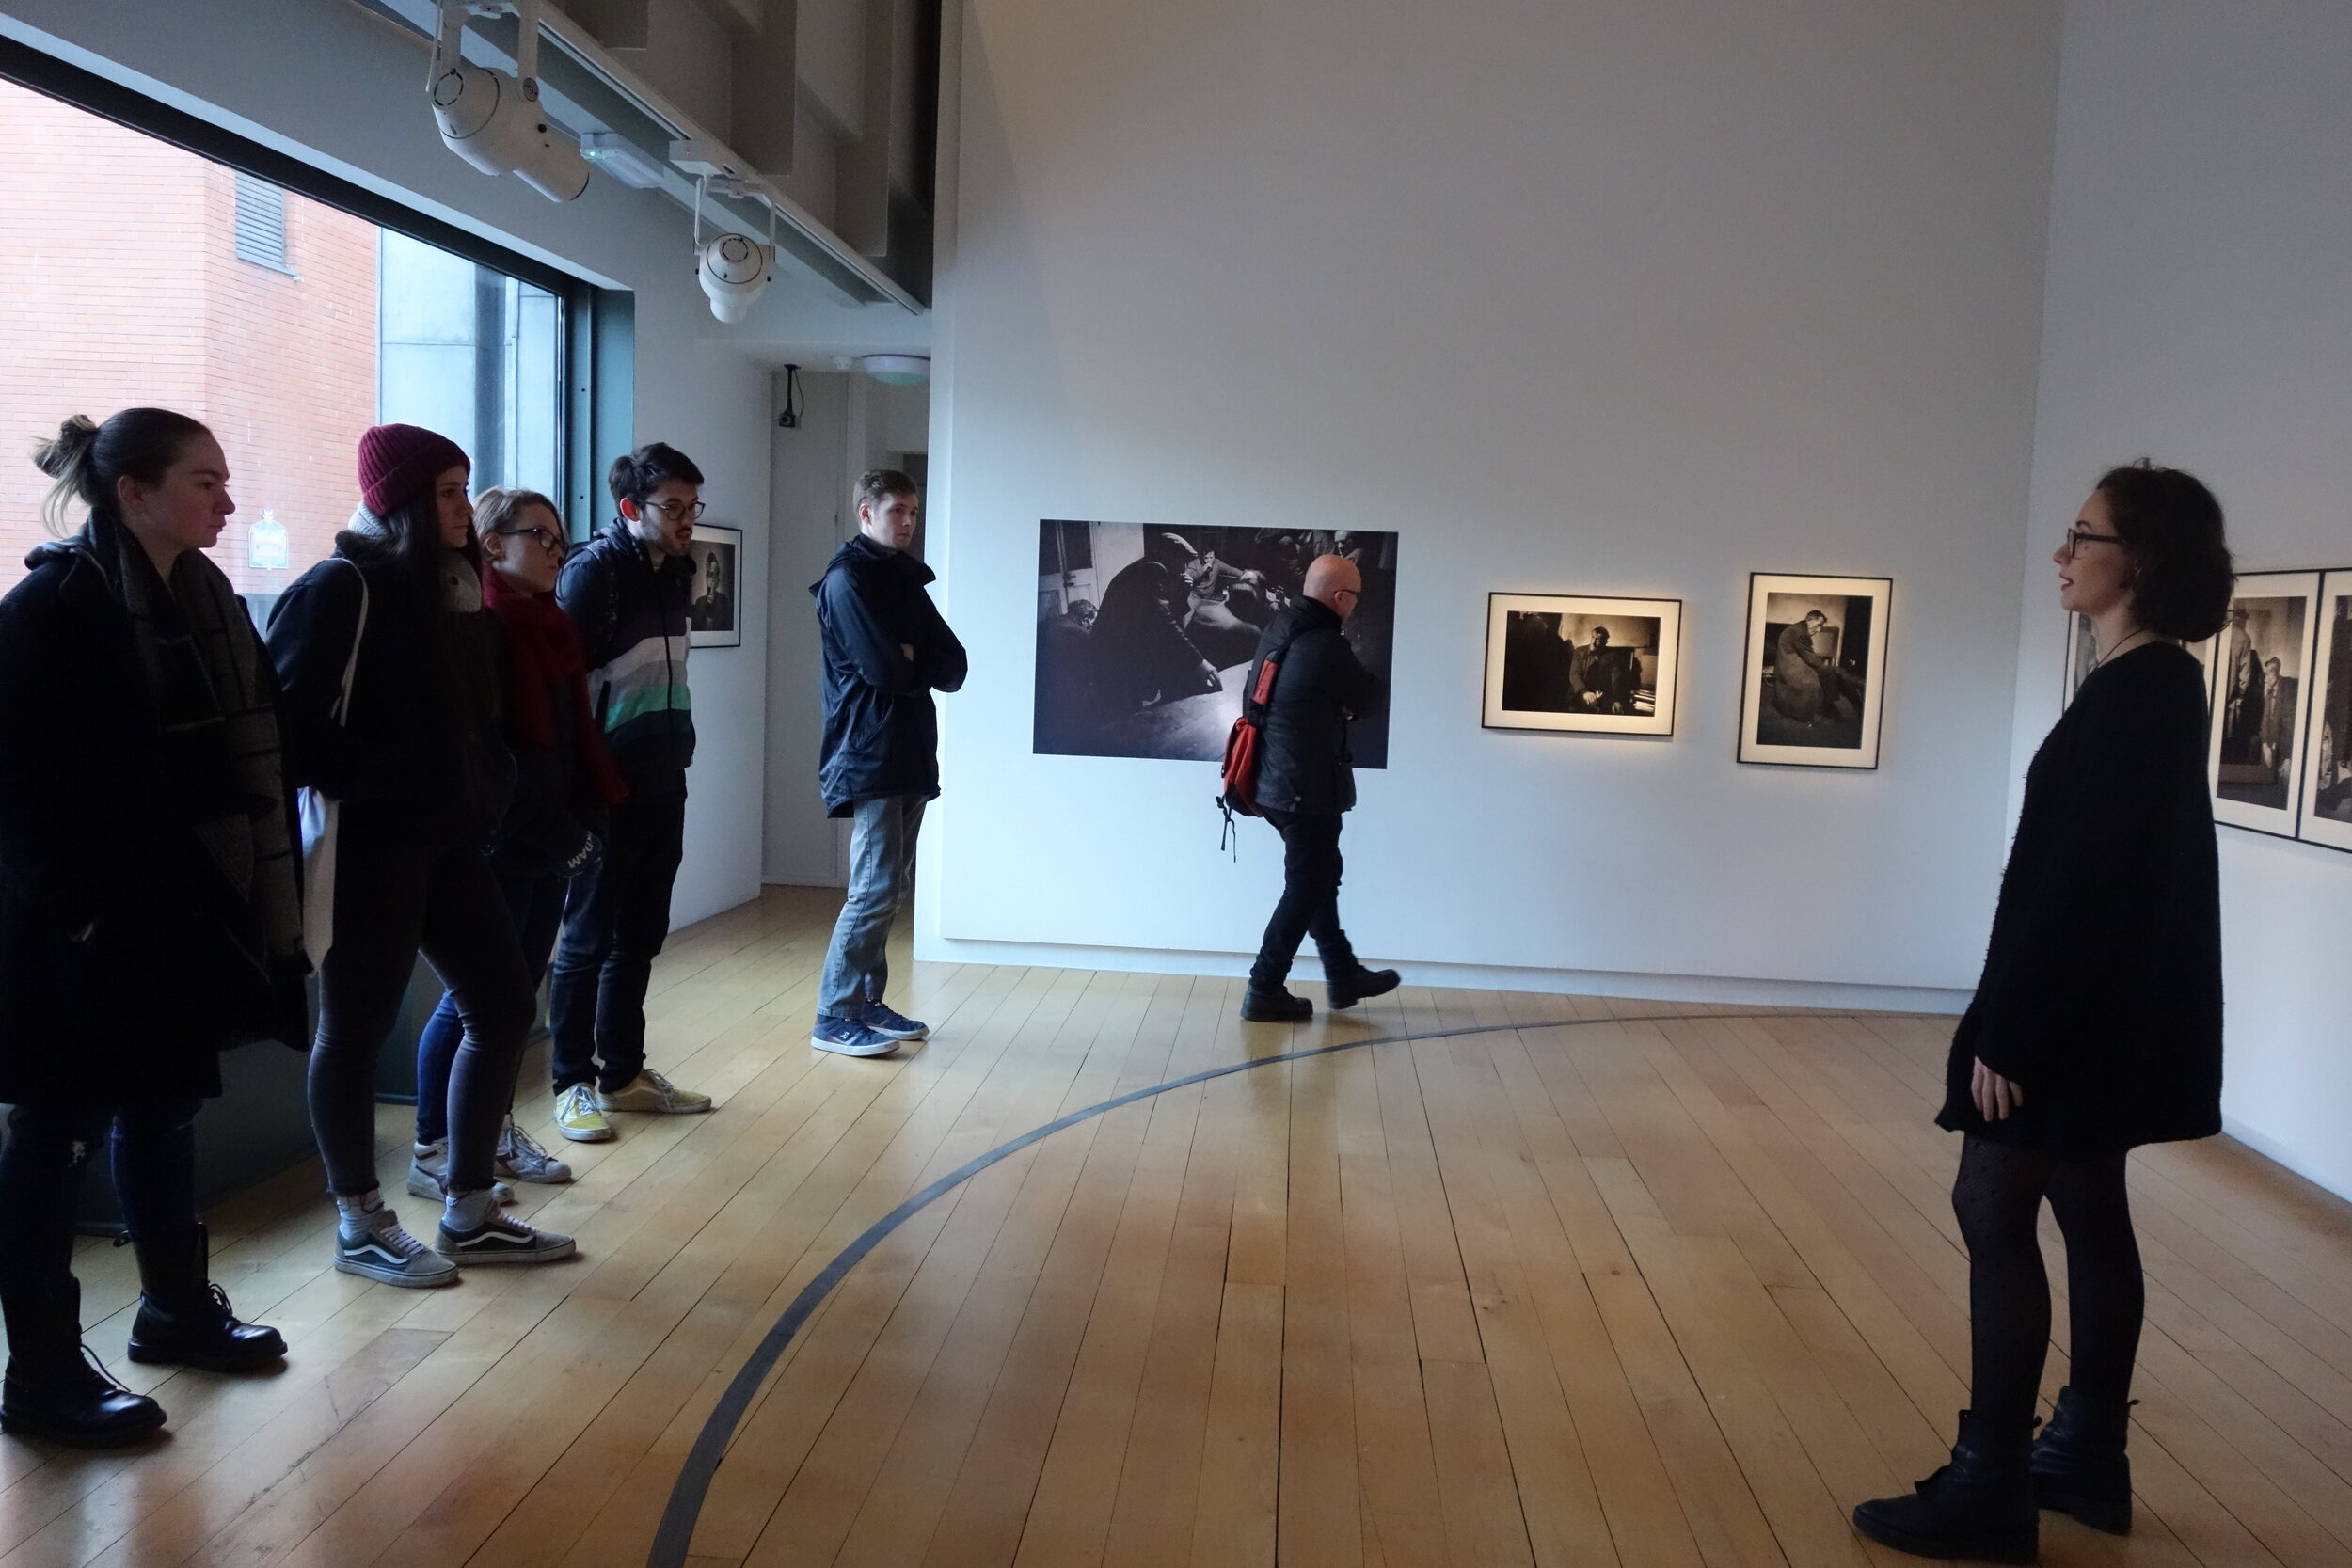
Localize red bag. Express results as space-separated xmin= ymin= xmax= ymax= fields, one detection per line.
xmin=1218 ymin=652 xmax=1284 ymax=817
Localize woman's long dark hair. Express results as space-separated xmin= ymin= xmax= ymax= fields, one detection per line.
xmin=34 ymin=408 xmax=212 ymax=536
xmin=371 ymin=483 xmax=485 ymax=604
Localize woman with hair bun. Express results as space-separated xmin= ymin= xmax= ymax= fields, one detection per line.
xmin=266 ymin=426 xmax=573 ymax=1286
xmin=0 ymin=409 xmax=303 ymax=1447
xmin=1855 ymin=461 xmax=2234 ymax=1562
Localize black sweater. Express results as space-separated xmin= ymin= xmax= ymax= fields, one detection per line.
xmin=1940 ymin=641 xmax=2222 ymax=1157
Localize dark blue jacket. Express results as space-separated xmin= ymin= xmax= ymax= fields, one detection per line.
xmin=558 ymin=521 xmax=697 ymax=798
xmin=812 ymin=534 xmax=967 ymax=816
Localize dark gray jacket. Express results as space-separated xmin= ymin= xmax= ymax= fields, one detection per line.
xmin=1247 ymin=598 xmax=1384 ymax=815
xmin=811 ymin=535 xmax=968 ymax=816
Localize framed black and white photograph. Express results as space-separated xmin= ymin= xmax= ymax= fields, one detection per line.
xmin=1032 ymin=520 xmax=1398 ymax=762
xmin=687 ymin=523 xmax=742 ymax=648
xmin=2295 ymin=571 xmax=2352 ymax=852
xmin=2208 ymin=570 xmax=2318 ymax=838
xmin=1738 ymin=573 xmax=1891 ymax=768
xmin=1481 ymin=593 xmax=1681 ymax=737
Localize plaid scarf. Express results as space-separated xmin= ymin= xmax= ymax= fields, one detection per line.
xmin=93 ymin=513 xmax=304 ymax=977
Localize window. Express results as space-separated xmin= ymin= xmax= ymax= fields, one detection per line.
xmin=0 ymin=75 xmax=568 ymax=602
xmin=231 ymin=172 xmax=293 ymax=274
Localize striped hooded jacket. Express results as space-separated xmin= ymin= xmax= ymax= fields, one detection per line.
xmin=556 ymin=519 xmax=697 ymax=797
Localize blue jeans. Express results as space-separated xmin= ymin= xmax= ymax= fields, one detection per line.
xmin=414 ymin=869 xmax=567 ymax=1144
xmin=818 ymin=794 xmax=926 ymax=1020
xmin=548 ymin=793 xmax=686 ymax=1094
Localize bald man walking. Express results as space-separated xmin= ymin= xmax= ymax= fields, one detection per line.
xmin=1240 ymin=554 xmax=1401 ymax=1022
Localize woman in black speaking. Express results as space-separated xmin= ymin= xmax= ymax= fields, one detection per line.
xmin=1854 ymin=462 xmax=2233 ymax=1562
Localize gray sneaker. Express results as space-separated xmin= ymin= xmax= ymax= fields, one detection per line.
xmin=435 ymin=1208 xmax=577 ymax=1266
xmin=493 ymin=1117 xmax=573 ymax=1183
xmin=335 ymin=1196 xmax=460 ymax=1288
xmin=406 ymin=1142 xmax=516 ymax=1205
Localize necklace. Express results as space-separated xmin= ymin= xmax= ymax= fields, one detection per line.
xmin=2090 ymin=626 xmax=2157 ymax=671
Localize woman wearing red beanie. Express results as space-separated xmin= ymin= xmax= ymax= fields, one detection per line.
xmin=265 ymin=424 xmax=573 ymax=1284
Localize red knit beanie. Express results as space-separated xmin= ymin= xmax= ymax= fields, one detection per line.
xmin=357 ymin=423 xmax=469 ymax=519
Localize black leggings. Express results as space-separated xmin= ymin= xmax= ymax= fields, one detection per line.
xmin=310 ymin=828 xmax=532 ymax=1199
xmin=1952 ymin=1134 xmax=2144 ymax=1428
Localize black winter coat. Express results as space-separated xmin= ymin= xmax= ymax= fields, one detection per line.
xmin=1939 ymin=642 xmax=2222 ymax=1157
xmin=266 ymin=534 xmax=515 ymax=845
xmin=0 ymin=545 xmax=294 ymax=1102
xmin=1248 ymin=599 xmax=1384 ymax=815
xmin=811 ymin=535 xmax=968 ymax=816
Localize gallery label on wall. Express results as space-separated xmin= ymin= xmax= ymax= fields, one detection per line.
xmin=1032 ymin=521 xmax=1398 ymax=765
xmin=1737 ymin=573 xmax=1892 ymax=769
xmin=1481 ymin=593 xmax=1682 ymax=737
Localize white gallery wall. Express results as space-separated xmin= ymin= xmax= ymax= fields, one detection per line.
xmin=920 ymin=0 xmax=2064 ymax=1006
xmin=2011 ymin=0 xmax=2352 ymax=1199
xmin=0 ymin=0 xmax=818 ymax=928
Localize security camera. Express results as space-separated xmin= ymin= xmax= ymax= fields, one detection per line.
xmin=692 ymin=177 xmax=777 ymax=323
xmin=429 ymin=0 xmax=588 ymax=202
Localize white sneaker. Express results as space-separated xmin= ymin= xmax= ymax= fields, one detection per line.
xmin=493 ymin=1117 xmax=573 ymax=1183
xmin=335 ymin=1195 xmax=459 ymax=1288
xmin=407 ymin=1142 xmax=516 ymax=1205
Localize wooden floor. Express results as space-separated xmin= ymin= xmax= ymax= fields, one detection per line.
xmin=4 ymin=887 xmax=2351 ymax=1568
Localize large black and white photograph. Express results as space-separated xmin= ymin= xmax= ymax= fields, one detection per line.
xmin=1738 ymin=573 xmax=1891 ymax=768
xmin=2208 ymin=571 xmax=2316 ymax=836
xmin=687 ymin=522 xmax=741 ymax=648
xmin=1033 ymin=520 xmax=1398 ymax=762
xmin=2296 ymin=574 xmax=2352 ymax=851
xmin=1481 ymin=594 xmax=1681 ymax=736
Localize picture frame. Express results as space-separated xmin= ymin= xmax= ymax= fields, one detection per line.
xmin=2294 ymin=570 xmax=2352 ymax=852
xmin=1737 ymin=573 xmax=1892 ymax=768
xmin=1481 ymin=592 xmax=1681 ymax=737
xmin=2207 ymin=569 xmax=2319 ymax=839
xmin=686 ymin=522 xmax=742 ymax=649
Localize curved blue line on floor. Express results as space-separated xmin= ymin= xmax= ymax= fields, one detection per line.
xmin=646 ymin=1006 xmax=1860 ymax=1566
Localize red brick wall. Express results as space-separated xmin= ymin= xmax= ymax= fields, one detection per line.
xmin=0 ymin=79 xmax=378 ymax=598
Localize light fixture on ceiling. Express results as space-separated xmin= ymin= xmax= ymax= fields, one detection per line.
xmin=578 ymin=131 xmax=668 ymax=190
xmin=860 ymin=355 xmax=930 ymax=386
xmin=694 ymin=176 xmax=775 ymax=323
xmin=429 ymin=0 xmax=589 ymax=202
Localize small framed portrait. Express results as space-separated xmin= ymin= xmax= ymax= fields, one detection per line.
xmin=2293 ymin=572 xmax=2352 ymax=851
xmin=1738 ymin=573 xmax=1892 ymax=768
xmin=1482 ymin=593 xmax=1682 ymax=737
xmin=2208 ymin=571 xmax=2318 ymax=838
xmin=687 ymin=522 xmax=742 ymax=648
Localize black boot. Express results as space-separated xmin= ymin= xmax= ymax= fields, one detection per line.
xmin=1327 ymin=965 xmax=1400 ymax=1010
xmin=127 ymin=1225 xmax=286 ymax=1373
xmin=1 ymin=1280 xmax=165 ymax=1449
xmin=1241 ymin=985 xmax=1313 ymax=1022
xmin=1852 ymin=1410 xmax=2038 ymax=1563
xmin=2032 ymin=1386 xmax=2133 ymax=1534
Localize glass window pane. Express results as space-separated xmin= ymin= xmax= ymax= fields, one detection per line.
xmin=0 ymin=77 xmax=565 ymax=605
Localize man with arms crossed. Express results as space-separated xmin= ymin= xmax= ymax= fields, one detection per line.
xmin=810 ymin=470 xmax=968 ymax=1055
xmin=547 ymin=443 xmax=716 ymax=1139
xmin=1242 ymin=553 xmax=1401 ymax=1022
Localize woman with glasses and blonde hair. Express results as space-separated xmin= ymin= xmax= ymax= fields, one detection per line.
xmin=406 ymin=488 xmax=625 ymax=1198
xmin=1855 ymin=462 xmax=2234 ymax=1562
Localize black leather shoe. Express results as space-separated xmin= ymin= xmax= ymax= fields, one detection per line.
xmin=1241 ymin=986 xmax=1313 ymax=1022
xmin=1327 ymin=966 xmax=1401 ymax=1010
xmin=129 ymin=1284 xmax=286 ymax=1373
xmin=2032 ymin=1386 xmax=2133 ymax=1534
xmin=1 ymin=1350 xmax=166 ymax=1448
xmin=1852 ymin=1409 xmax=2038 ymax=1563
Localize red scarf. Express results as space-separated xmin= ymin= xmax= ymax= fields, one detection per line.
xmin=484 ymin=573 xmax=628 ymax=806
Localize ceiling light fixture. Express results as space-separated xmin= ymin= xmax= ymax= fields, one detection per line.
xmin=429 ymin=0 xmax=589 ymax=202
xmin=578 ymin=131 xmax=668 ymax=190
xmin=860 ymin=355 xmax=930 ymax=386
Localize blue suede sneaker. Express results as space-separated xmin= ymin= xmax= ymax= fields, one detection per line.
xmin=811 ymin=1015 xmax=900 ymax=1057
xmin=861 ymin=1002 xmax=930 ymax=1042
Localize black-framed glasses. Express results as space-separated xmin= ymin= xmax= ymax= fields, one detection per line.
xmin=642 ymin=499 xmax=707 ymax=523
xmin=2061 ymin=527 xmax=2124 ymax=560
xmin=495 ymin=525 xmax=567 ymax=557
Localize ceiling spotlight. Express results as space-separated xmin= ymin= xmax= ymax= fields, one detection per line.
xmin=694 ymin=176 xmax=774 ymax=323
xmin=861 ymin=355 xmax=930 ymax=386
xmin=430 ymin=0 xmax=588 ymax=202
xmin=579 ymin=131 xmax=668 ymax=190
